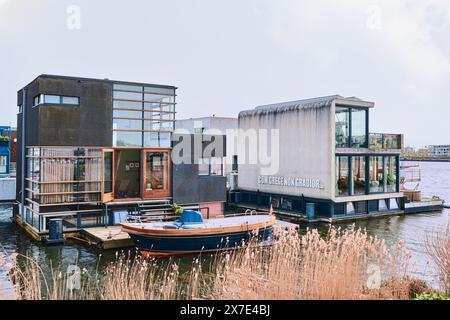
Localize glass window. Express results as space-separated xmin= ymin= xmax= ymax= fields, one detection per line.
xmin=352 ymin=156 xmax=366 ymax=195
xmin=144 ymin=102 xmax=162 ymax=112
xmin=144 ymin=86 xmax=175 ymax=95
xmin=62 ymin=96 xmax=79 ymax=105
xmin=351 ymin=109 xmax=367 ymax=148
xmin=198 ymin=158 xmax=209 ymax=176
xmin=210 ymin=157 xmax=223 ymax=176
xmin=113 ymin=100 xmax=143 ymax=110
xmin=113 ymin=91 xmax=143 ymax=100
xmin=113 ymin=84 xmax=143 ymax=92
xmin=103 ymin=152 xmax=113 ymax=193
xmin=161 ymin=121 xmax=174 ymax=131
xmin=33 ymin=95 xmax=40 ymax=106
xmin=0 ymin=155 xmax=7 ymax=174
xmin=386 ymin=156 xmax=398 ymax=192
xmin=145 ymin=152 xmax=169 ymax=192
xmin=161 ymin=104 xmax=175 ymax=113
xmin=336 ymin=156 xmax=349 ymax=197
xmin=113 ymin=109 xmax=143 ymax=119
xmin=113 ymin=131 xmax=142 ymax=147
xmin=113 ymin=119 xmax=142 ymax=131
xmin=43 ymin=95 xmax=61 ymax=104
xmin=144 ymin=121 xmax=161 ymax=131
xmin=159 ymin=133 xmax=171 ymax=148
xmin=144 ymin=94 xmax=175 ymax=103
xmin=335 ymin=107 xmax=349 ymax=148
xmin=369 ymin=156 xmax=384 ymax=193
xmin=144 ymin=132 xmax=159 ymax=148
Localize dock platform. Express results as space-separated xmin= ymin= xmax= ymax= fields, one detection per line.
xmin=80 ymin=226 xmax=133 ymax=250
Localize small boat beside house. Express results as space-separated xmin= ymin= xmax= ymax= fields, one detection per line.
xmin=121 ymin=210 xmax=276 ymax=257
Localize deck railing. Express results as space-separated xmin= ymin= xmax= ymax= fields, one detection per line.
xmin=369 ymin=133 xmax=402 ymax=150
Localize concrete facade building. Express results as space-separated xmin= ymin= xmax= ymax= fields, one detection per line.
xmin=233 ymin=95 xmax=404 ymax=220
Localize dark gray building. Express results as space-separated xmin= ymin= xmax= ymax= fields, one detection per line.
xmin=16 ymin=75 xmax=226 ymax=238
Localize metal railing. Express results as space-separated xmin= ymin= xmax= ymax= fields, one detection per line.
xmin=369 ymin=133 xmax=402 ymax=150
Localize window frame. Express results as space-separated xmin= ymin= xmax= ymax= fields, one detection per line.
xmin=335 ymin=105 xmax=369 ymax=149
xmin=335 ymin=154 xmax=399 ymax=197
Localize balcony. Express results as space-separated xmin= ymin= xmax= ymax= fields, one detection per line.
xmin=369 ymin=133 xmax=403 ymax=150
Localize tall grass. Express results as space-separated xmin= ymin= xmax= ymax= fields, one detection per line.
xmin=5 ymin=226 xmax=430 ymax=300
xmin=426 ymin=224 xmax=450 ymax=294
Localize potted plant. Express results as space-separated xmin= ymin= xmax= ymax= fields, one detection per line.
xmin=170 ymin=203 xmax=183 ymax=216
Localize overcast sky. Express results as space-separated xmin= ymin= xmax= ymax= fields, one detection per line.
xmin=1 ymin=0 xmax=449 ymax=147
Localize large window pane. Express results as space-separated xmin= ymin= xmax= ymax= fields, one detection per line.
xmin=336 ymin=156 xmax=349 ymax=197
xmin=144 ymin=121 xmax=161 ymax=131
xmin=369 ymin=156 xmax=384 ymax=193
xmin=62 ymin=96 xmax=79 ymax=105
xmin=44 ymin=95 xmax=61 ymax=104
xmin=335 ymin=107 xmax=349 ymax=148
xmin=159 ymin=133 xmax=171 ymax=148
xmin=113 ymin=109 xmax=143 ymax=118
xmin=113 ymin=91 xmax=143 ymax=100
xmin=144 ymin=102 xmax=162 ymax=112
xmin=386 ymin=156 xmax=398 ymax=192
xmin=113 ymin=131 xmax=142 ymax=147
xmin=352 ymin=156 xmax=366 ymax=195
xmin=113 ymin=119 xmax=143 ymax=130
xmin=144 ymin=86 xmax=175 ymax=95
xmin=113 ymin=100 xmax=143 ymax=110
xmin=351 ymin=109 xmax=367 ymax=148
xmin=144 ymin=94 xmax=175 ymax=103
xmin=144 ymin=132 xmax=159 ymax=147
xmin=113 ymin=84 xmax=143 ymax=92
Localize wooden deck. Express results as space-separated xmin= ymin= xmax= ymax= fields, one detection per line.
xmin=80 ymin=226 xmax=133 ymax=250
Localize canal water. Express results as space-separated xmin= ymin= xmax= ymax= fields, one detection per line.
xmin=1 ymin=161 xmax=449 ymax=294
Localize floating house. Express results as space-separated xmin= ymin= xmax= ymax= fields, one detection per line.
xmin=232 ymin=95 xmax=404 ymax=221
xmin=15 ymin=75 xmax=226 ymax=238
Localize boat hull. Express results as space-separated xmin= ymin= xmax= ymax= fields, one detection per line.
xmin=128 ymin=226 xmax=274 ymax=256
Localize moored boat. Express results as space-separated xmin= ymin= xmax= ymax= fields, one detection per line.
xmin=121 ymin=210 xmax=276 ymax=257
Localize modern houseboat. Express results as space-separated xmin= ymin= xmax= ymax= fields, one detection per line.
xmin=231 ymin=95 xmax=405 ymax=222
xmin=15 ymin=75 xmax=227 ymax=241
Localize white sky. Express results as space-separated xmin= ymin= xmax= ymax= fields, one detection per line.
xmin=1 ymin=0 xmax=450 ymax=147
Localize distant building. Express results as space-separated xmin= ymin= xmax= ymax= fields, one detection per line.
xmin=427 ymin=145 xmax=450 ymax=157
xmin=0 ymin=126 xmax=12 ymax=177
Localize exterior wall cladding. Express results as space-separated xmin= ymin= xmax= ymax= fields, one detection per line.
xmin=16 ymin=75 xmax=226 ymax=232
xmin=234 ymin=95 xmax=404 ymax=218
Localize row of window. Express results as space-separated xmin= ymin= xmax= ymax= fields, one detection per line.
xmin=336 ymin=155 xmax=398 ymax=197
xmin=33 ymin=94 xmax=80 ymax=107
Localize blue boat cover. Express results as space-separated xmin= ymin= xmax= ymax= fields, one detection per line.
xmin=179 ymin=210 xmax=204 ymax=224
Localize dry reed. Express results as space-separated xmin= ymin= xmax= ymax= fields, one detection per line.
xmin=426 ymin=224 xmax=450 ymax=294
xmin=5 ymin=226 xmax=425 ymax=300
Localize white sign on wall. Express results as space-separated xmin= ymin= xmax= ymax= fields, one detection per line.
xmin=258 ymin=175 xmax=322 ymax=190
